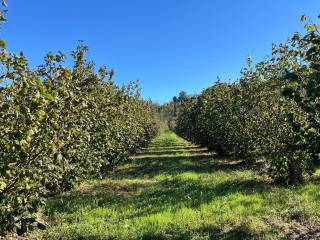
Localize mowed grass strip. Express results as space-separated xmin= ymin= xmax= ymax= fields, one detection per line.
xmin=43 ymin=130 xmax=320 ymax=240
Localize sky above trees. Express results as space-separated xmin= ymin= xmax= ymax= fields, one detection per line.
xmin=2 ymin=0 xmax=320 ymax=102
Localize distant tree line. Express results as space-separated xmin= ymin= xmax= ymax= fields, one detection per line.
xmin=158 ymin=91 xmax=190 ymax=129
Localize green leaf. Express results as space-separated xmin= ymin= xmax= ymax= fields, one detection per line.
xmin=0 ymin=39 xmax=6 ymax=49
xmin=2 ymin=0 xmax=7 ymax=7
xmin=300 ymin=15 xmax=307 ymax=22
xmin=43 ymin=92 xmax=54 ymax=101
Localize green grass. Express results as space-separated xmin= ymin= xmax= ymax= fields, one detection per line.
xmin=43 ymin=130 xmax=320 ymax=239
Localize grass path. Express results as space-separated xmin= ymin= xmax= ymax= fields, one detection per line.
xmin=43 ymin=131 xmax=320 ymax=239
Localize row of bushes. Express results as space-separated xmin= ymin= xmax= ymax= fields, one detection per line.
xmin=175 ymin=16 xmax=320 ymax=185
xmin=0 ymin=42 xmax=159 ymax=234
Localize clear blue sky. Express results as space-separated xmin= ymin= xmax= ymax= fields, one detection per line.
xmin=2 ymin=0 xmax=320 ymax=103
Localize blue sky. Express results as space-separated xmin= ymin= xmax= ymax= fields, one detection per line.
xmin=2 ymin=0 xmax=320 ymax=103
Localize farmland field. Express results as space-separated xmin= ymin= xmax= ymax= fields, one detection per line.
xmin=42 ymin=130 xmax=320 ymax=239
xmin=2 ymin=2 xmax=320 ymax=238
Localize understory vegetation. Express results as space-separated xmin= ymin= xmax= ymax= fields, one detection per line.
xmin=41 ymin=131 xmax=320 ymax=239
xmin=173 ymin=16 xmax=320 ymax=185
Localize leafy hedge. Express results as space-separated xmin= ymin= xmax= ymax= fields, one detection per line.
xmin=0 ymin=41 xmax=159 ymax=235
xmin=175 ymin=16 xmax=320 ymax=185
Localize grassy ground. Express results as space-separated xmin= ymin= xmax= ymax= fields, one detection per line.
xmin=42 ymin=130 xmax=320 ymax=240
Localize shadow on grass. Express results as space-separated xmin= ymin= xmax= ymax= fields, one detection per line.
xmin=46 ymin=136 xmax=271 ymax=239
xmin=115 ymin=154 xmax=251 ymax=179
xmin=131 ymin=177 xmax=269 ymax=218
xmin=47 ymin=166 xmax=270 ymax=219
xmin=135 ymin=148 xmax=210 ymax=156
xmin=195 ymin=223 xmax=257 ymax=240
xmin=48 ymin=223 xmax=259 ymax=240
xmin=144 ymin=146 xmax=201 ymax=151
xmin=140 ymin=223 xmax=257 ymax=240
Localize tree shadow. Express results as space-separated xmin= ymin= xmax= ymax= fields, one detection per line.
xmin=47 ymin=172 xmax=271 ymax=220
xmin=144 ymin=145 xmax=200 ymax=151
xmin=114 ymin=154 xmax=250 ymax=179
xmin=194 ymin=223 xmax=257 ymax=240
xmin=135 ymin=148 xmax=210 ymax=156
xmin=46 ymin=138 xmax=272 ymax=239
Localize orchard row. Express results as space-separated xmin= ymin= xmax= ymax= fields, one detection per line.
xmin=0 ymin=42 xmax=159 ymax=235
xmin=174 ymin=16 xmax=320 ymax=185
